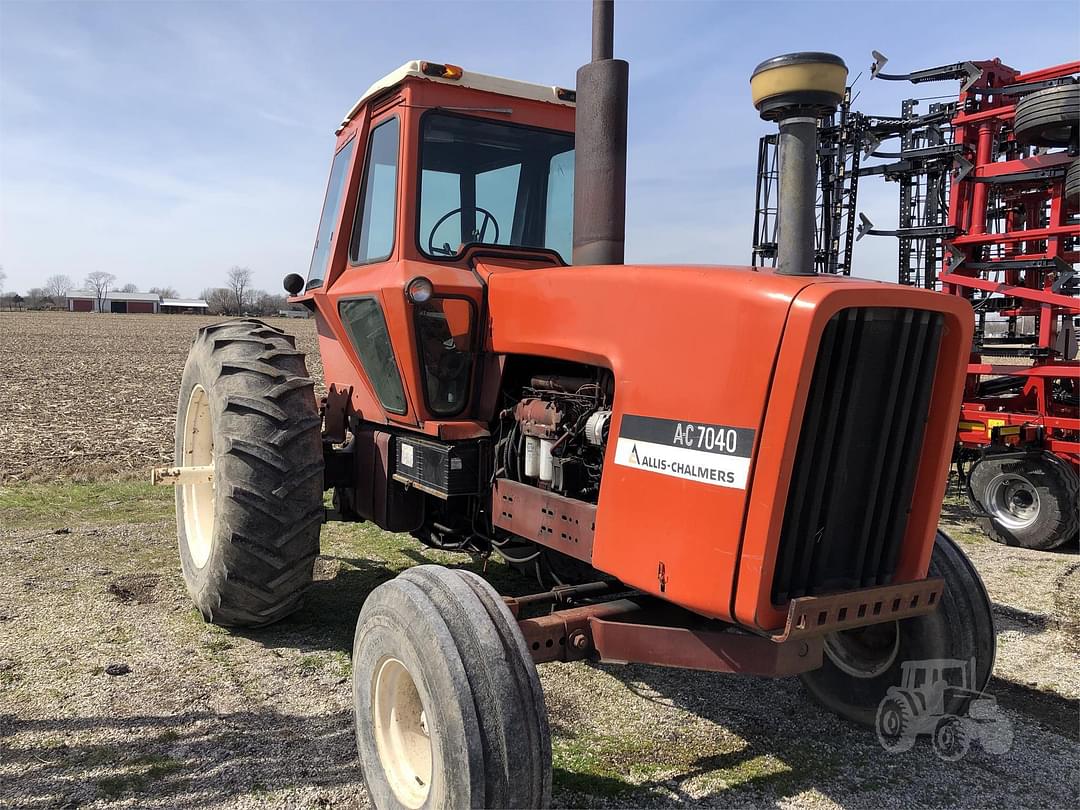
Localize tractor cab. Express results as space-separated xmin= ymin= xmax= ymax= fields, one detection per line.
xmin=291 ymin=61 xmax=578 ymax=430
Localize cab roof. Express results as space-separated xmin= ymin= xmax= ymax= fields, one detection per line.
xmin=337 ymin=59 xmax=575 ymax=133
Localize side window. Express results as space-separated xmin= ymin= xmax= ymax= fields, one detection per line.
xmin=415 ymin=298 xmax=474 ymax=415
xmin=306 ymin=138 xmax=356 ymax=288
xmin=545 ymin=149 xmax=574 ymax=262
xmin=339 ymin=298 xmax=407 ymax=414
xmin=350 ymin=118 xmax=400 ymax=263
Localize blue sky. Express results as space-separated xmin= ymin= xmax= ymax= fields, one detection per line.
xmin=1 ymin=0 xmax=1077 ymax=296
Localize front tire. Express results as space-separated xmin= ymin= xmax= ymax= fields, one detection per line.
xmin=799 ymin=531 xmax=995 ymax=726
xmin=175 ymin=318 xmax=324 ymax=627
xmin=352 ymin=565 xmax=551 ymax=809
xmin=968 ymin=452 xmax=1079 ymax=550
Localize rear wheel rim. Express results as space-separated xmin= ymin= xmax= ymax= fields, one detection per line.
xmin=984 ymin=472 xmax=1040 ymax=530
xmin=824 ymin=621 xmax=900 ymax=679
xmin=180 ymin=384 xmax=215 ymax=568
xmin=372 ymin=657 xmax=432 ymax=809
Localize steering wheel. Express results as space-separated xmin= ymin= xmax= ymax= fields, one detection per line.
xmin=427 ymin=206 xmax=500 ymax=256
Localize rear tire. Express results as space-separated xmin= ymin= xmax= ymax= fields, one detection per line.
xmin=352 ymin=565 xmax=551 ymax=809
xmin=799 ymin=530 xmax=995 ymax=727
xmin=968 ymin=452 xmax=1079 ymax=550
xmin=175 ymin=318 xmax=323 ymax=627
xmin=1013 ymin=84 xmax=1079 ymax=148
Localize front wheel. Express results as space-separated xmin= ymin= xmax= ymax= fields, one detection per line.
xmin=799 ymin=530 xmax=995 ymax=726
xmin=352 ymin=565 xmax=551 ymax=809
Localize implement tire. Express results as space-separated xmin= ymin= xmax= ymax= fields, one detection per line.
xmin=352 ymin=565 xmax=551 ymax=809
xmin=800 ymin=530 xmax=995 ymax=726
xmin=969 ymin=452 xmax=1079 ymax=550
xmin=1065 ymin=159 xmax=1079 ymax=207
xmin=175 ymin=318 xmax=323 ymax=627
xmin=1013 ymin=84 xmax=1079 ymax=148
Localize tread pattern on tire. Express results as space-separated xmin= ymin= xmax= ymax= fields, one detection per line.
xmin=352 ymin=567 xmax=550 ymax=809
xmin=1065 ymin=159 xmax=1079 ymax=204
xmin=400 ymin=566 xmax=551 ymax=809
xmin=177 ymin=318 xmax=323 ymax=627
xmin=1013 ymin=84 xmax=1079 ymax=148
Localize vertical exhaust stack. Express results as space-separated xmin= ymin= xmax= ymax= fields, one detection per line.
xmin=572 ymin=0 xmax=629 ymax=266
xmin=751 ymin=53 xmax=847 ymax=275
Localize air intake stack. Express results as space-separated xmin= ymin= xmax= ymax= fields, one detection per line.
xmin=752 ymin=53 xmax=847 ymax=275
xmin=572 ymin=0 xmax=629 ymax=265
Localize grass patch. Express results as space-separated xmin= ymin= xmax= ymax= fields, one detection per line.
xmin=0 ymin=480 xmax=173 ymax=529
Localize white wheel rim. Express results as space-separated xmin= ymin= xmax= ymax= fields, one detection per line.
xmin=983 ymin=472 xmax=1040 ymax=530
xmin=372 ymin=657 xmax=432 ymax=809
xmin=180 ymin=384 xmax=215 ymax=568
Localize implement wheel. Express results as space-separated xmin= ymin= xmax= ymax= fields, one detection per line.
xmin=1013 ymin=84 xmax=1079 ymax=149
xmin=1065 ymin=159 xmax=1079 ymax=208
xmin=175 ymin=318 xmax=323 ymax=626
xmin=352 ymin=565 xmax=551 ymax=809
xmin=799 ymin=531 xmax=995 ymax=726
xmin=968 ymin=452 xmax=1079 ymax=550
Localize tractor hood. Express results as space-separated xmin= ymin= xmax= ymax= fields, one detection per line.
xmin=478 ymin=261 xmax=972 ymax=628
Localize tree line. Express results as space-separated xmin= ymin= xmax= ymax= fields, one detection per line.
xmin=0 ymin=266 xmax=297 ymax=315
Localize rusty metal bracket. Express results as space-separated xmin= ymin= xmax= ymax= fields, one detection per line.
xmin=771 ymin=577 xmax=945 ymax=643
xmin=492 ymin=478 xmax=595 ymax=563
xmin=151 ymin=465 xmax=213 ymax=486
xmin=322 ymin=384 xmax=352 ymax=445
xmin=517 ymin=597 xmax=822 ymax=676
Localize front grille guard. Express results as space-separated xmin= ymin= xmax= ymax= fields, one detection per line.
xmin=770 ymin=577 xmax=945 ymax=643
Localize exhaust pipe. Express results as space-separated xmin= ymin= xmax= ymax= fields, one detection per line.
xmin=572 ymin=0 xmax=629 ymax=266
xmin=751 ymin=53 xmax=847 ymax=275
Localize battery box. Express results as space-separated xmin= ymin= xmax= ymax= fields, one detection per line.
xmin=393 ymin=435 xmax=481 ymax=498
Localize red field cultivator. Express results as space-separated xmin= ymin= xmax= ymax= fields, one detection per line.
xmin=753 ymin=57 xmax=1079 ymax=549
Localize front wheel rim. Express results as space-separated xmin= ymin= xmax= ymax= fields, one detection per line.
xmin=180 ymin=384 xmax=215 ymax=568
xmin=372 ymin=657 xmax=432 ymax=809
xmin=824 ymin=621 xmax=900 ymax=679
xmin=984 ymin=472 xmax=1040 ymax=530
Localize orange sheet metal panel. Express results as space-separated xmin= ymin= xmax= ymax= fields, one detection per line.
xmin=734 ymin=283 xmax=973 ymax=632
xmin=485 ymin=263 xmax=819 ymax=621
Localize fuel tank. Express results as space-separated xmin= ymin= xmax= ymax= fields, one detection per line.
xmin=481 ymin=262 xmax=973 ymax=632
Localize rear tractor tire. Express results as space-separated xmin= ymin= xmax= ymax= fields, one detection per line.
xmin=352 ymin=565 xmax=551 ymax=810
xmin=968 ymin=452 xmax=1078 ymax=550
xmin=800 ymin=530 xmax=995 ymax=727
xmin=175 ymin=318 xmax=324 ymax=627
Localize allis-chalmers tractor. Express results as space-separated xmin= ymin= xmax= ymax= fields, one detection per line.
xmin=158 ymin=4 xmax=996 ymax=807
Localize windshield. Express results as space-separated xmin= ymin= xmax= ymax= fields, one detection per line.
xmin=418 ymin=113 xmax=574 ymax=262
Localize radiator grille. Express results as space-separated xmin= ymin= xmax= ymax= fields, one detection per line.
xmin=771 ymin=307 xmax=944 ymax=603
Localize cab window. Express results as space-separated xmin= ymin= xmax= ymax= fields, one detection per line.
xmin=418 ymin=113 xmax=574 ymax=261
xmin=339 ymin=297 xmax=408 ymax=414
xmin=350 ymin=117 xmax=401 ymax=264
xmin=306 ymin=137 xmax=356 ymax=288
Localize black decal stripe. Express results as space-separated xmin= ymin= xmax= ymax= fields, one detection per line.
xmin=618 ymin=414 xmax=755 ymax=458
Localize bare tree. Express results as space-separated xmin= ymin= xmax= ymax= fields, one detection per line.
xmin=227 ymin=266 xmax=253 ymax=315
xmin=85 ymin=271 xmax=116 ymax=313
xmin=0 ymin=267 xmax=6 ymax=296
xmin=149 ymin=286 xmax=179 ymax=298
xmin=24 ymin=287 xmax=50 ymax=309
xmin=45 ymin=274 xmax=72 ymax=299
xmin=119 ymin=283 xmax=139 ymax=293
xmin=199 ymin=287 xmax=233 ymax=315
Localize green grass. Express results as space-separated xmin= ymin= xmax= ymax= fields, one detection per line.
xmin=0 ymin=480 xmax=173 ymax=529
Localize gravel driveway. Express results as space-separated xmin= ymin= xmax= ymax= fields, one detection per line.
xmin=1 ymin=485 xmax=1077 ymax=809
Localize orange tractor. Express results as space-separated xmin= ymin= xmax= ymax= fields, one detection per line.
xmin=158 ymin=3 xmax=996 ymax=807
